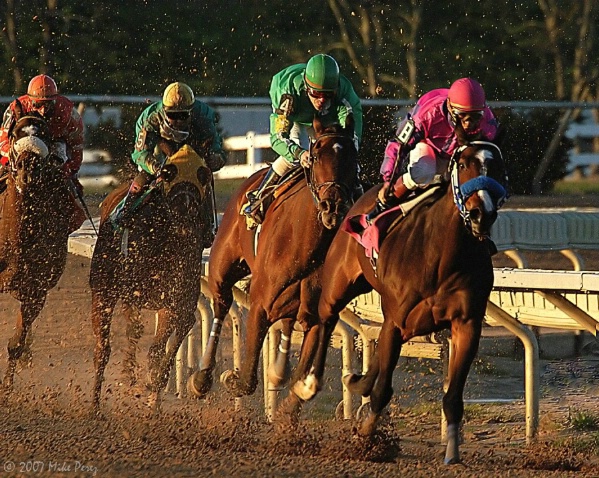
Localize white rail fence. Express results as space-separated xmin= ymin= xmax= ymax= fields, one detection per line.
xmin=218 ymin=132 xmax=271 ymax=179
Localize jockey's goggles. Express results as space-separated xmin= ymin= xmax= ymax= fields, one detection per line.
xmin=31 ymin=99 xmax=56 ymax=109
xmin=306 ymin=87 xmax=335 ymax=100
xmin=165 ymin=110 xmax=191 ymax=121
xmin=451 ymin=108 xmax=483 ymax=121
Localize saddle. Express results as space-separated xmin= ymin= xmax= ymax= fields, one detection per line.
xmin=342 ymin=186 xmax=442 ymax=265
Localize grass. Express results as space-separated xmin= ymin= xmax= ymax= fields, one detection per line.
xmin=552 ymin=177 xmax=599 ymax=195
xmin=569 ymin=408 xmax=599 ymax=431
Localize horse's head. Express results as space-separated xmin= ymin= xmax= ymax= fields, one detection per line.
xmin=307 ymin=115 xmax=358 ymax=230
xmin=8 ymin=107 xmax=56 ymax=190
xmin=450 ymin=138 xmax=508 ymax=239
xmin=163 ymin=144 xmax=211 ymax=233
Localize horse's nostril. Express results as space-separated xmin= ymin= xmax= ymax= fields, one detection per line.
xmin=469 ymin=208 xmax=482 ymax=222
xmin=319 ymin=200 xmax=331 ymax=213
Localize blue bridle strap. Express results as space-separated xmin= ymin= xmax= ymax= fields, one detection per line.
xmin=449 ymin=142 xmax=508 ymax=232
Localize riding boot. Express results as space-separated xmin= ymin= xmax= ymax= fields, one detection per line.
xmin=243 ymin=167 xmax=281 ymax=225
xmin=366 ymin=176 xmax=410 ymax=223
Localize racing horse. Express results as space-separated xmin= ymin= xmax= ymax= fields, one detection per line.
xmin=187 ymin=115 xmax=359 ymax=400
xmin=89 ymin=143 xmax=211 ymax=414
xmin=288 ymin=136 xmax=508 ymax=464
xmin=0 ymin=106 xmax=72 ymax=389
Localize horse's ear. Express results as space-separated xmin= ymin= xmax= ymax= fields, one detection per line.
xmin=13 ymin=98 xmax=23 ymax=119
xmin=7 ymin=99 xmax=24 ymax=139
xmin=344 ymin=113 xmax=355 ymax=137
xmin=313 ymin=115 xmax=324 ymax=136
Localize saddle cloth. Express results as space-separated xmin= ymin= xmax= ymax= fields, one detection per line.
xmin=341 ymin=186 xmax=441 ymax=260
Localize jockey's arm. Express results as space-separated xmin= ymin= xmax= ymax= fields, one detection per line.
xmin=380 ymin=115 xmax=419 ymax=182
xmin=0 ymin=104 xmax=16 ymax=166
xmin=191 ymin=109 xmax=227 ymax=172
xmin=132 ymin=131 xmax=164 ymax=176
xmin=269 ymin=112 xmax=303 ymax=163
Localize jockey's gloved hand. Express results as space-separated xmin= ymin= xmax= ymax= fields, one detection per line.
xmin=300 ymin=150 xmax=312 ymax=168
xmin=206 ymin=152 xmax=225 ymax=172
xmin=146 ymin=155 xmax=164 ymax=176
xmin=377 ymin=182 xmax=391 ymax=204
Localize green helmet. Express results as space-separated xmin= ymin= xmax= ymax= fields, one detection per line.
xmin=304 ymin=54 xmax=339 ymax=93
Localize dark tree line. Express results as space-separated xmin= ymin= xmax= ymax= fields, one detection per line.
xmin=1 ymin=0 xmax=597 ymax=193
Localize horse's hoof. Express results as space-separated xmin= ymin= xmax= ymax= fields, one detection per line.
xmin=220 ymin=370 xmax=244 ymax=398
xmin=146 ymin=392 xmax=162 ymax=416
xmin=355 ymin=402 xmax=378 ymax=436
xmin=335 ymin=400 xmax=352 ymax=420
xmin=187 ymin=370 xmax=213 ymax=399
xmin=273 ymin=395 xmax=302 ymax=432
xmin=290 ymin=375 xmax=318 ymax=402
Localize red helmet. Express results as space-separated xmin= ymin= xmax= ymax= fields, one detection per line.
xmin=447 ymin=78 xmax=486 ymax=113
xmin=27 ymin=74 xmax=58 ymax=100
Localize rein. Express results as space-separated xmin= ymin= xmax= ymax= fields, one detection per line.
xmin=449 ymin=141 xmax=508 ymax=234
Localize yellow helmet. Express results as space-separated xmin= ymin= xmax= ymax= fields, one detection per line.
xmin=162 ymin=82 xmax=195 ymax=112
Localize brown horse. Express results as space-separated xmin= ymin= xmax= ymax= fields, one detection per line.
xmin=187 ymin=115 xmax=359 ymax=400
xmin=288 ymin=139 xmax=508 ymax=464
xmin=0 ymin=109 xmax=72 ymax=389
xmin=89 ymin=144 xmax=211 ymax=413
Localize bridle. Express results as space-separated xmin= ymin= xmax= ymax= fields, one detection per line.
xmin=305 ymin=132 xmax=356 ymax=207
xmin=167 ymin=181 xmax=203 ymax=228
xmin=449 ymin=140 xmax=508 ymax=233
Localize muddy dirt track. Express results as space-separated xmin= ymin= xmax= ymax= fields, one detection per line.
xmin=1 ymin=195 xmax=599 ymax=477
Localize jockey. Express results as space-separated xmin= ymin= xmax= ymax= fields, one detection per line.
xmin=243 ymin=53 xmax=363 ymax=226
xmin=124 ymin=82 xmax=227 ymax=248
xmin=367 ymin=77 xmax=499 ymax=221
xmin=0 ymin=74 xmax=86 ymax=232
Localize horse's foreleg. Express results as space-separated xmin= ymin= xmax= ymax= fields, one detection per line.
xmin=221 ymin=306 xmax=269 ymax=397
xmin=91 ymin=292 xmax=117 ymax=413
xmin=273 ymin=321 xmax=320 ymax=426
xmin=267 ymin=318 xmax=294 ymax=388
xmin=122 ymin=303 xmax=143 ymax=386
xmin=4 ymin=296 xmax=46 ymax=390
xmin=188 ymin=286 xmax=233 ymax=398
xmin=442 ymin=319 xmax=482 ymax=465
xmin=356 ymin=319 xmax=401 ymax=436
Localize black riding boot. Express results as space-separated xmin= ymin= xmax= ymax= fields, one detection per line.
xmin=243 ymin=167 xmax=281 ymax=225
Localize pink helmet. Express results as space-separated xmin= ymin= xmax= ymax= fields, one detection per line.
xmin=447 ymin=78 xmax=486 ymax=113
